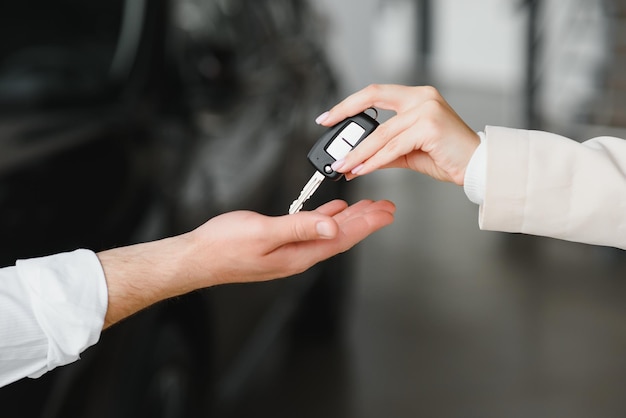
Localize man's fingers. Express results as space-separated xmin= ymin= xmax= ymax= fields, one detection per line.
xmin=312 ymin=199 xmax=349 ymax=216
xmin=330 ymin=200 xmax=396 ymax=252
xmin=271 ymin=200 xmax=395 ymax=255
xmin=275 ymin=200 xmax=396 ymax=271
xmin=332 ymin=199 xmax=396 ymax=225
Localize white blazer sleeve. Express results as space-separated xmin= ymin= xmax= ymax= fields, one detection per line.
xmin=479 ymin=125 xmax=626 ymax=249
xmin=0 ymin=249 xmax=108 ymax=387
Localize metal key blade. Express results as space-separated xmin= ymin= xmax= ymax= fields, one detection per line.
xmin=289 ymin=171 xmax=325 ymax=214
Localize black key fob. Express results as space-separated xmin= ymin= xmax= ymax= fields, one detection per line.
xmin=307 ymin=112 xmax=379 ymax=181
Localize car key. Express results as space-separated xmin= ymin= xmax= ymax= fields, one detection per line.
xmin=289 ymin=111 xmax=379 ymax=214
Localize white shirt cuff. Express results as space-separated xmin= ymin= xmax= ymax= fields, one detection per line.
xmin=463 ymin=131 xmax=487 ymax=205
xmin=15 ymin=249 xmax=108 ymax=379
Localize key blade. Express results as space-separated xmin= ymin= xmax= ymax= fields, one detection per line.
xmin=289 ymin=171 xmax=325 ymax=214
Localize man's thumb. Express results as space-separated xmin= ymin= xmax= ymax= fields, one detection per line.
xmin=315 ymin=219 xmax=337 ymax=239
xmin=276 ymin=213 xmax=338 ymax=244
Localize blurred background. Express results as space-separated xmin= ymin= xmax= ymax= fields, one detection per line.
xmin=3 ymin=0 xmax=626 ymax=417
xmin=229 ymin=0 xmax=626 ymax=417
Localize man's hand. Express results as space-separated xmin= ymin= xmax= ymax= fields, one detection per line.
xmin=98 ymin=199 xmax=395 ymax=328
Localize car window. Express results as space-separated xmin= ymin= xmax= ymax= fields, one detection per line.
xmin=0 ymin=0 xmax=131 ymax=108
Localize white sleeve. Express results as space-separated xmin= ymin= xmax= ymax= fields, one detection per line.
xmin=0 ymin=249 xmax=108 ymax=388
xmin=478 ymin=126 xmax=626 ymax=249
xmin=463 ymin=131 xmax=487 ymax=205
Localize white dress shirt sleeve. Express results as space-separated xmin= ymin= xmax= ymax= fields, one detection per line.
xmin=0 ymin=249 xmax=108 ymax=388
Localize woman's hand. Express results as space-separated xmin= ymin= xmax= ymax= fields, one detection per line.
xmin=317 ymin=84 xmax=480 ymax=186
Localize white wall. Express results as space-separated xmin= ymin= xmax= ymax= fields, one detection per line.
xmin=313 ymin=0 xmax=526 ymax=92
xmin=431 ymin=0 xmax=525 ymax=89
xmin=311 ymin=0 xmax=380 ymax=93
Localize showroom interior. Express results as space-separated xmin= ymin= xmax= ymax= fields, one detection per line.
xmin=2 ymin=0 xmax=626 ymax=417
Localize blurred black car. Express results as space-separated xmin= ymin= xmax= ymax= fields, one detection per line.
xmin=0 ymin=0 xmax=351 ymax=416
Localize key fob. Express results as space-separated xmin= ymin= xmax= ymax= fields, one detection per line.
xmin=307 ymin=112 xmax=379 ymax=181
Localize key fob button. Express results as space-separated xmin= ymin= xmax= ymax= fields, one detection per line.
xmin=326 ymin=137 xmax=353 ymax=160
xmin=340 ymin=122 xmax=366 ymax=145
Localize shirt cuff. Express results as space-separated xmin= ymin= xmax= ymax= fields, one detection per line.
xmin=15 ymin=249 xmax=108 ymax=378
xmin=463 ymin=131 xmax=487 ymax=205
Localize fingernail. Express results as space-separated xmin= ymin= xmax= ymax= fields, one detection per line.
xmin=331 ymin=159 xmax=345 ymax=172
xmin=351 ymin=164 xmax=364 ymax=175
xmin=315 ymin=111 xmax=330 ymax=125
xmin=316 ymin=221 xmax=335 ymax=239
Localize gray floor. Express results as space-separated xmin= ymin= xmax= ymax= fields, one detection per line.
xmin=225 ymin=85 xmax=626 ymax=418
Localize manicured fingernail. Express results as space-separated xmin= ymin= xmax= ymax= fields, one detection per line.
xmin=331 ymin=159 xmax=345 ymax=172
xmin=315 ymin=111 xmax=330 ymax=125
xmin=351 ymin=164 xmax=364 ymax=175
xmin=316 ymin=221 xmax=335 ymax=239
